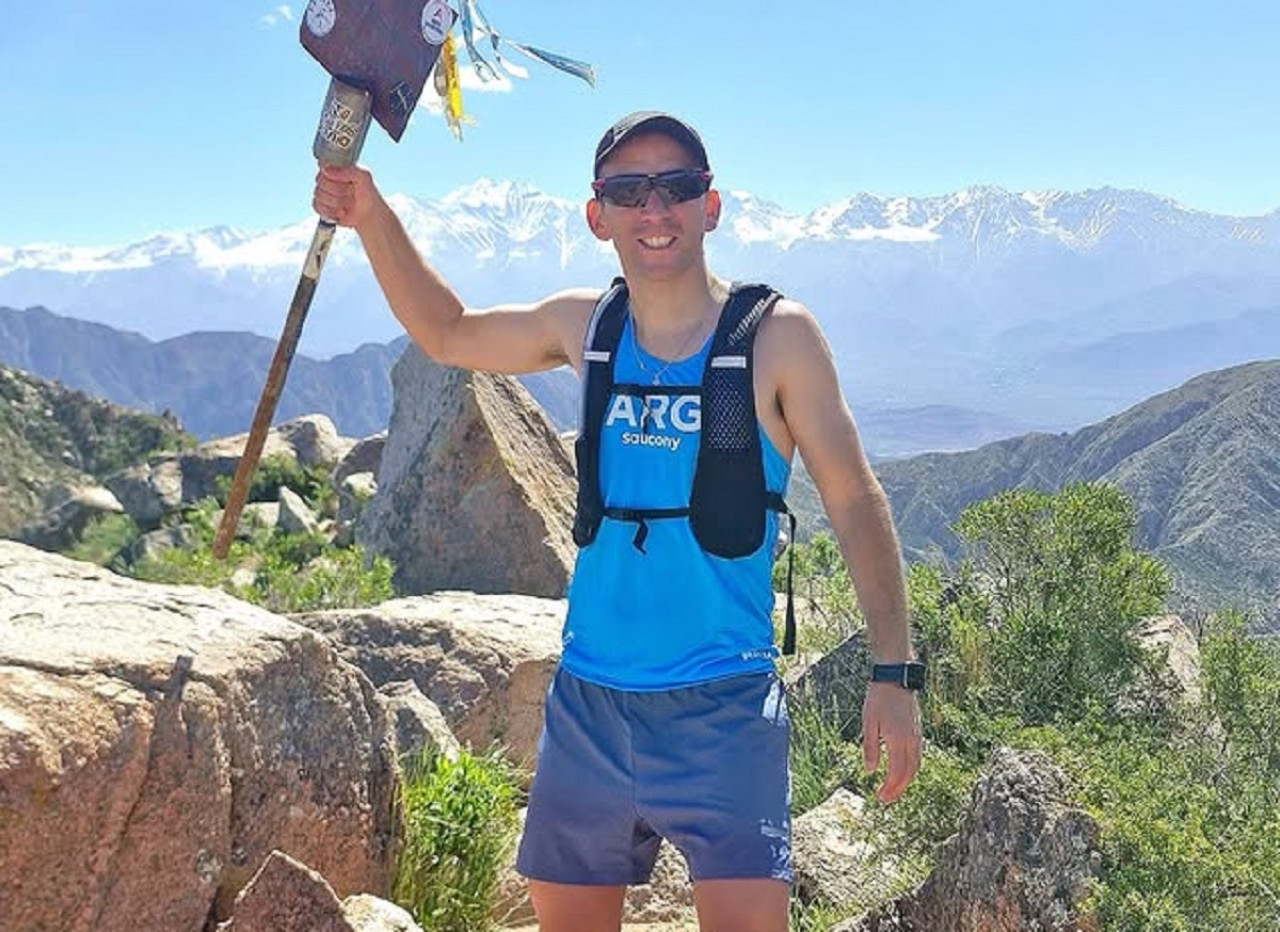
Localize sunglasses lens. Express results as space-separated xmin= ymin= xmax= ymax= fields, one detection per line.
xmin=595 ymin=171 xmax=711 ymax=207
xmin=657 ymin=171 xmax=710 ymax=204
xmin=598 ymin=176 xmax=650 ymax=207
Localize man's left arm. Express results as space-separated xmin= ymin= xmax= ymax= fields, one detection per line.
xmin=768 ymin=302 xmax=922 ymax=803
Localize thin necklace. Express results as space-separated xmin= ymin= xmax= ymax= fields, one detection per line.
xmin=629 ymin=310 xmax=707 ymax=386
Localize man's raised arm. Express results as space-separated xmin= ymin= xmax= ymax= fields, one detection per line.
xmin=314 ymin=163 xmax=595 ymax=374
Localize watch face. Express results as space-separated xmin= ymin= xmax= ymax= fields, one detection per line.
xmin=905 ymin=663 xmax=926 ymax=690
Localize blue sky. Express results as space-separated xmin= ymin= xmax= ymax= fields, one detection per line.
xmin=3 ymin=0 xmax=1277 ymax=245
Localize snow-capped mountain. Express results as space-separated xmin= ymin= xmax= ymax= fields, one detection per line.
xmin=2 ymin=181 xmax=1278 ymax=428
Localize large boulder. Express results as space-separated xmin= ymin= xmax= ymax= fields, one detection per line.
xmin=357 ymin=349 xmax=576 ymax=598
xmin=292 ymin=592 xmax=564 ymax=772
xmin=105 ymin=458 xmax=184 ymax=528
xmin=378 ymin=680 xmax=461 ymax=763
xmin=845 ymin=748 xmax=1101 ymax=932
xmin=167 ymin=415 xmax=346 ymax=507
xmin=0 ymin=542 xmax=399 ymax=932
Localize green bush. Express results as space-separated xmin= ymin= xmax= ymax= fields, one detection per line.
xmin=213 ymin=453 xmax=335 ymax=514
xmin=789 ymin=690 xmax=865 ymax=815
xmin=947 ymin=482 xmax=1170 ymax=727
xmin=131 ymin=498 xmax=393 ymax=612
xmin=64 ymin=513 xmax=140 ymax=570
xmin=393 ymin=748 xmax=520 ymax=932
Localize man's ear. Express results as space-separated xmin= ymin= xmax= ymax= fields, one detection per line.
xmin=703 ymin=189 xmax=721 ymax=232
xmin=585 ymin=199 xmax=611 ymax=241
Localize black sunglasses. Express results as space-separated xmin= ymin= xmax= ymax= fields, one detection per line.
xmin=591 ymin=169 xmax=713 ymax=208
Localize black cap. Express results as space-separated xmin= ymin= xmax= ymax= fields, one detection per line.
xmin=593 ymin=111 xmax=710 ymax=178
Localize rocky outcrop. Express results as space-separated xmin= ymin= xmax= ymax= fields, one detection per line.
xmin=845 ymin=748 xmax=1101 ymax=932
xmin=379 ymin=680 xmax=461 ymax=763
xmin=357 ymin=349 xmax=576 ymax=599
xmin=334 ymin=432 xmax=387 ymax=486
xmin=17 ymin=482 xmax=124 ymax=550
xmin=0 ymin=542 xmax=399 ymax=932
xmin=217 ymin=851 xmax=423 ymax=932
xmin=786 ymin=628 xmax=877 ymax=741
xmin=792 ymin=788 xmax=902 ymax=910
xmin=292 ymin=592 xmax=564 ymax=772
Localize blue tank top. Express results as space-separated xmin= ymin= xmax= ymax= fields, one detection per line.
xmin=560 ymin=314 xmax=792 ymax=690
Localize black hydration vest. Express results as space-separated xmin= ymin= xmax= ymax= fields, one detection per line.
xmin=571 ymin=278 xmax=798 ymax=654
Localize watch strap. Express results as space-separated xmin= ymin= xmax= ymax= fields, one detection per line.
xmin=871 ymin=661 xmax=926 ymax=690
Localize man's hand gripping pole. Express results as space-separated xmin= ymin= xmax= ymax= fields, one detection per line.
xmin=212 ymin=79 xmax=371 ymax=559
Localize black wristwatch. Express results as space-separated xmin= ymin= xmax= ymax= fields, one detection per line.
xmin=871 ymin=661 xmax=926 ymax=691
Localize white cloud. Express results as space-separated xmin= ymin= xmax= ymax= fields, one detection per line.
xmin=417 ymin=63 xmax=514 ymax=114
xmin=261 ymin=5 xmax=294 ymax=27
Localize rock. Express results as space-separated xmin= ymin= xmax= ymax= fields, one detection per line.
xmin=105 ymin=459 xmax=184 ymax=529
xmin=336 ymin=473 xmax=377 ymax=547
xmin=129 ymin=523 xmax=197 ymax=564
xmin=0 ymin=541 xmax=398 ymax=932
xmin=1138 ymin=613 xmax=1202 ymax=704
xmin=334 ymin=433 xmax=387 ymax=487
xmin=845 ymin=748 xmax=1101 ymax=932
xmin=217 ymin=850 xmax=424 ymax=932
xmin=357 ymin=348 xmax=576 ymax=598
xmin=792 ymin=788 xmax=901 ymax=910
xmin=785 ymin=628 xmax=876 ymax=741
xmin=176 ymin=431 xmax=295 ymax=505
xmin=171 ymin=415 xmax=345 ymax=507
xmin=18 ymin=482 xmax=125 ymax=551
xmin=341 ymin=894 xmax=425 ymax=931
xmin=244 ymin=501 xmax=281 ymax=532
xmin=273 ymin=415 xmax=350 ymax=470
xmin=379 ymin=680 xmax=461 ymax=763
xmin=279 ymin=486 xmax=320 ymax=535
xmin=292 ymin=592 xmax=563 ymax=772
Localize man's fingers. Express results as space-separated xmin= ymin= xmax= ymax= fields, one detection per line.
xmin=876 ymin=736 xmax=923 ymax=804
xmin=862 ymin=719 xmax=880 ymax=775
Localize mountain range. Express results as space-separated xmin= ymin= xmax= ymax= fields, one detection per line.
xmin=871 ymin=360 xmax=1280 ymax=622
xmin=0 ymin=305 xmax=1028 ymax=456
xmin=4 ymin=181 xmax=1280 ymax=432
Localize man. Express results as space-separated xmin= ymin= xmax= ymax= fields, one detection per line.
xmin=314 ymin=111 xmax=922 ymax=932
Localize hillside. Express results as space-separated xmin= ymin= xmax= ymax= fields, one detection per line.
xmin=875 ymin=360 xmax=1280 ymax=616
xmin=0 ymin=306 xmax=579 ymax=439
xmin=0 ymin=305 xmax=1020 ymax=454
xmin=0 ymin=363 xmax=189 ymax=536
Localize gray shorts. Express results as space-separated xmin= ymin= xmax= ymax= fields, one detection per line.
xmin=515 ymin=667 xmax=792 ymax=886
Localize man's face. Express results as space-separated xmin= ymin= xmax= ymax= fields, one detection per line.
xmin=586 ymin=133 xmax=720 ymax=281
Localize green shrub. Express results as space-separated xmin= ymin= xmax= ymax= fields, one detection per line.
xmin=131 ymin=498 xmax=393 ymax=612
xmin=393 ymin=748 xmax=520 ymax=932
xmin=212 ymin=453 xmax=335 ymax=514
xmin=789 ymin=690 xmax=865 ymax=815
xmin=948 ymin=482 xmax=1169 ymax=726
xmin=64 ymin=513 xmax=140 ymax=570
xmin=247 ymin=544 xmax=395 ymax=613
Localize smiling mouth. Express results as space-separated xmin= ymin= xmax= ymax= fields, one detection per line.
xmin=639 ymin=236 xmax=676 ymax=250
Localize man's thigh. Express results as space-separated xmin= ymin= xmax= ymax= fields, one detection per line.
xmin=634 ymin=673 xmax=792 ymax=884
xmin=527 ymin=880 xmax=627 ymax=932
xmin=693 ymin=878 xmax=790 ymax=932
